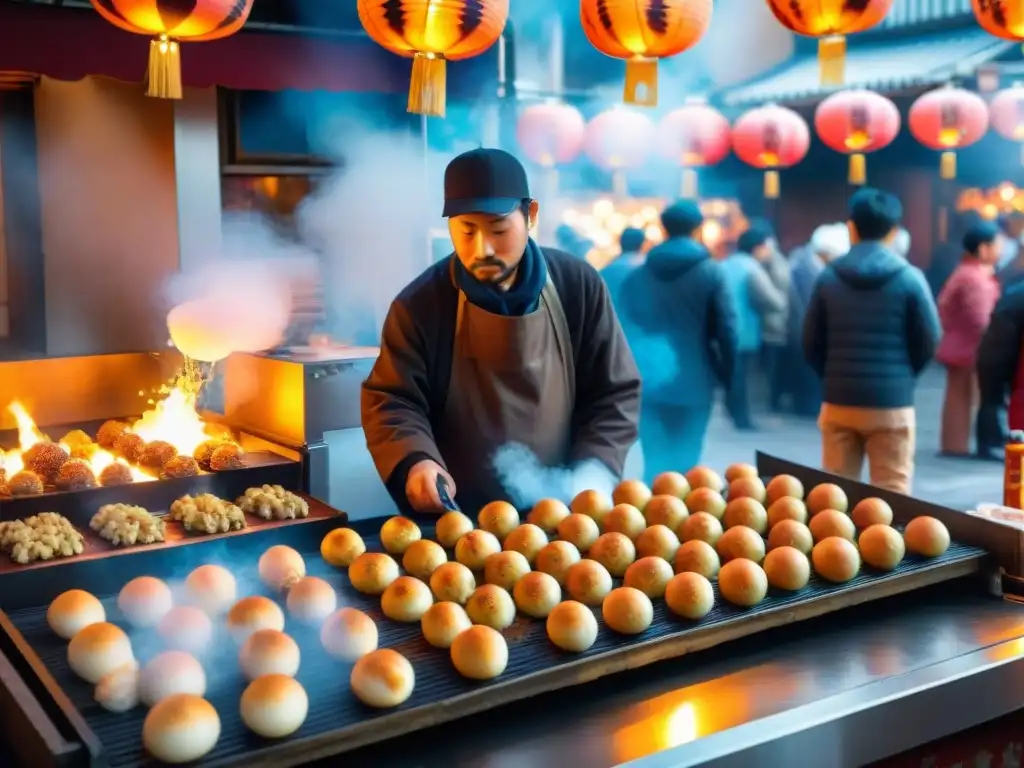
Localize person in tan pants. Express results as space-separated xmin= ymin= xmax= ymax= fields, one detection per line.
xmin=803 ymin=189 xmax=941 ymax=495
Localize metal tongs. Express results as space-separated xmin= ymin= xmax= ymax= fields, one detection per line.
xmin=436 ymin=475 xmax=460 ymax=512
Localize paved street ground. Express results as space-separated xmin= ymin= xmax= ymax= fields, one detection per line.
xmin=700 ymin=365 xmax=1003 ymax=513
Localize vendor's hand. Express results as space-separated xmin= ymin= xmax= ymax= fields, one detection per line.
xmin=406 ymin=459 xmax=457 ymax=514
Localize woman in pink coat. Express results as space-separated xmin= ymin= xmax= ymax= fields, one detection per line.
xmin=937 ymin=222 xmax=1002 ymax=455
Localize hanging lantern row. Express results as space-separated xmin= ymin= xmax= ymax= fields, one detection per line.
xmin=814 ymin=90 xmax=900 ymax=185
xmin=656 ymin=100 xmax=732 ymax=199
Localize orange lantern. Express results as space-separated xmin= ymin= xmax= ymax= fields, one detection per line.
xmin=580 ymin=0 xmax=713 ymax=107
xmin=765 ymin=0 xmax=894 ymax=86
xmin=972 ymin=0 xmax=1024 ymax=40
xmin=908 ymin=85 xmax=989 ymax=180
xmin=584 ymin=107 xmax=656 ymax=196
xmin=731 ymin=104 xmax=810 ymax=199
xmin=358 ymin=0 xmax=509 ymax=118
xmin=990 ymin=84 xmax=1024 ymax=165
xmin=656 ymin=99 xmax=731 ymax=199
xmin=90 ymin=0 xmax=254 ymax=99
xmin=814 ymin=90 xmax=900 ymax=185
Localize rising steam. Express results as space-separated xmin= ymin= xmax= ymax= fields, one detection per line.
xmin=492 ymin=442 xmax=616 ymax=508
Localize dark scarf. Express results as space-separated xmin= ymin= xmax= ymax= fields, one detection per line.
xmin=454 ymin=238 xmax=548 ymax=316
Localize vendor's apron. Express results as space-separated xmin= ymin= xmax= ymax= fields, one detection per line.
xmin=436 ymin=266 xmax=575 ymax=508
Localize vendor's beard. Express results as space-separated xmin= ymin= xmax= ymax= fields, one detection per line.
xmin=470 ymin=257 xmax=519 ymax=287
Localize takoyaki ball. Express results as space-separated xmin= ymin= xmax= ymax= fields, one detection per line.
xmin=210 ymin=444 xmax=244 ymax=471
xmin=24 ymin=442 xmax=69 ymax=482
xmin=162 ymin=456 xmax=200 ymax=480
xmin=96 ymin=420 xmax=129 ymax=449
xmin=192 ymin=440 xmax=225 ymax=470
xmin=114 ymin=433 xmax=146 ymax=463
xmin=99 ymin=463 xmax=133 ymax=487
xmin=140 ymin=441 xmax=177 ymax=470
xmin=55 ymin=459 xmax=97 ymax=491
xmin=9 ymin=470 xmax=44 ymax=497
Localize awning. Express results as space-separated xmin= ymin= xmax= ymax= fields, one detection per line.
xmin=718 ymin=28 xmax=1016 ymax=107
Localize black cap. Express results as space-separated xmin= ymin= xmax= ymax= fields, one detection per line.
xmin=443 ymin=148 xmax=530 ymax=218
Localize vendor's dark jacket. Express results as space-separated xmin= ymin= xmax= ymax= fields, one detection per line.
xmin=803 ymin=241 xmax=941 ymax=409
xmin=362 ymin=247 xmax=642 ymax=509
xmin=618 ymin=236 xmax=738 ymax=407
xmin=978 ymin=285 xmax=1024 ymax=431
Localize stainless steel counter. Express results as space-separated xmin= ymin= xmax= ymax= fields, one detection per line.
xmin=331 ymin=578 xmax=1024 ymax=768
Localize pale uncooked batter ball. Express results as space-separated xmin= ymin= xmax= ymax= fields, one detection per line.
xmin=483 ymin=550 xmax=531 ymax=591
xmin=527 ymin=498 xmax=570 ymax=534
xmin=503 ymin=523 xmax=549 ymax=564
xmin=435 ymin=511 xmax=474 ymax=549
xmin=69 ymin=622 xmax=134 ymax=684
xmin=565 ymin=559 xmax=613 ymax=606
xmin=623 ymin=556 xmax=674 ymax=599
xmin=602 ymin=504 xmax=647 ymax=541
xmin=320 ymin=528 xmax=366 ymax=568
xmin=95 ymin=661 xmax=140 ymax=713
xmin=557 ymin=513 xmax=600 ymax=552
xmin=535 ymin=540 xmax=581 ymax=585
xmin=184 ymin=564 xmax=237 ymax=615
xmin=227 ymin=596 xmax=286 ymax=644
xmin=513 ymin=571 xmax=561 ymax=618
xmin=381 ymin=576 xmax=434 ymax=622
xmin=665 ymin=572 xmax=714 ymax=620
xmin=421 ymin=601 xmax=472 ymax=649
xmin=351 ymin=649 xmax=414 ymax=708
xmin=258 ymin=546 xmax=307 ymax=591
xmin=455 ymin=529 xmax=501 ymax=570
xmin=635 ymin=524 xmax=680 ymax=561
xmin=429 ymin=561 xmax=476 ymax=604
xmin=450 ymin=624 xmax=508 ymax=680
xmin=402 ymin=539 xmax=448 ymax=581
xmin=466 ymin=583 xmax=516 ymax=630
xmin=320 ymin=608 xmax=378 ymax=661
xmin=48 ymin=589 xmax=106 ymax=640
xmin=478 ymin=501 xmax=520 ymax=541
xmin=241 ymin=674 xmax=309 ymax=739
xmin=158 ymin=606 xmax=213 ymax=655
xmin=602 ymin=587 xmax=654 ymax=635
xmin=139 ymin=651 xmax=207 ymax=707
xmin=143 ymin=694 xmax=220 ymax=763
xmin=349 ymin=553 xmax=400 ymax=596
xmin=118 ymin=576 xmax=174 ymax=629
xmin=286 ymin=576 xmax=338 ymax=624
xmin=239 ymin=629 xmax=301 ymax=681
xmin=588 ymin=532 xmax=636 ymax=577
xmin=380 ymin=516 xmax=422 ymax=555
xmin=546 ymin=600 xmax=598 ymax=652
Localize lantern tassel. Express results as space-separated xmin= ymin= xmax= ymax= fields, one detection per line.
xmin=624 ymin=57 xmax=658 ymax=107
xmin=764 ymin=170 xmax=780 ymax=199
xmin=848 ymin=153 xmax=867 ymax=185
xmin=612 ymin=170 xmax=628 ymax=197
xmin=818 ymin=36 xmax=846 ymax=87
xmin=408 ymin=53 xmax=446 ymax=118
xmin=681 ymin=168 xmax=698 ymax=199
xmin=940 ymin=151 xmax=957 ymax=180
xmin=146 ymin=35 xmax=182 ymax=100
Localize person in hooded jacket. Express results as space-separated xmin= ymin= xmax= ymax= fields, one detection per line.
xmin=601 ymin=227 xmax=647 ymax=303
xmin=803 ymin=188 xmax=941 ymax=494
xmin=619 ymin=201 xmax=739 ymax=481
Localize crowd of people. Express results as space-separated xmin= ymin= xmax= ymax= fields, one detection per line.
xmin=601 ymin=189 xmax=1020 ymax=496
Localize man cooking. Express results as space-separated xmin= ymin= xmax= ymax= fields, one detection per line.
xmin=361 ymin=148 xmax=642 ymax=514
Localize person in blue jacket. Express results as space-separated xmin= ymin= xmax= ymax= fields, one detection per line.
xmin=601 ymin=227 xmax=647 ymax=304
xmin=803 ymin=188 xmax=941 ymax=494
xmin=619 ymin=201 xmax=739 ymax=481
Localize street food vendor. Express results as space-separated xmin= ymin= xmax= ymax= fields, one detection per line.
xmin=361 ymin=148 xmax=641 ymax=514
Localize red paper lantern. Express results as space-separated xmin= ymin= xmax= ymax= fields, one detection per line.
xmin=972 ymin=0 xmax=1024 ymax=41
xmin=815 ymin=90 xmax=900 ymax=185
xmin=765 ymin=0 xmax=894 ymax=86
xmin=908 ymin=85 xmax=990 ymax=179
xmin=91 ymin=0 xmax=254 ymax=99
xmin=656 ymin=101 xmax=731 ymax=198
xmin=580 ymin=0 xmax=713 ymax=107
xmin=584 ymin=107 xmax=656 ymax=196
xmin=731 ymin=104 xmax=810 ymax=199
xmin=516 ymin=103 xmax=587 ymax=168
xmin=989 ymin=85 xmax=1024 ymax=166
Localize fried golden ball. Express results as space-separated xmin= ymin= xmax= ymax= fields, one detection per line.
xmin=402 ymin=539 xmax=448 ymax=581
xmin=140 ymin=441 xmax=176 ymax=470
xmin=570 ymin=489 xmax=613 ymax=525
xmin=429 ymin=562 xmax=476 ymax=604
xmin=478 ymin=501 xmax=520 ymax=542
xmin=465 ymin=584 xmax=516 ymax=631
xmin=718 ymin=559 xmax=768 ymax=607
xmin=24 ymin=442 xmax=69 ymax=482
xmin=602 ymin=503 xmax=646 ymax=540
xmin=565 ymin=559 xmax=613 ymax=606
xmin=851 ymin=497 xmax=894 ymax=529
xmin=503 ymin=523 xmax=548 ymax=564
xmin=727 ymin=476 xmax=766 ymax=504
xmin=858 ymin=524 xmax=906 ymax=571
xmin=546 ymin=600 xmax=598 ymax=652
xmin=455 ymin=529 xmax=501 ymax=570
xmin=513 ymin=571 xmax=561 ymax=618
xmin=483 ymin=550 xmax=531 ymax=591
xmin=807 ymin=483 xmax=848 ymax=515
xmin=765 ymin=474 xmax=804 ymax=504
xmin=602 ymin=587 xmax=653 ymax=635
xmin=434 ymin=511 xmax=474 ymax=548
xmin=612 ymin=479 xmax=652 ymax=511
xmin=192 ymin=440 xmax=226 ymax=470
xmin=624 ymin=556 xmax=674 ymax=598
xmin=763 ymin=546 xmax=810 ymax=591
xmin=588 ymin=532 xmax=636 ymax=577
xmin=716 ymin=526 xmax=766 ymax=564
xmin=114 ymin=433 xmax=146 ymax=463
xmin=903 ymin=516 xmax=950 ymax=558
xmin=767 ymin=497 xmax=808 ymax=529
xmin=380 ymin=516 xmax=422 ymax=556
xmin=808 ymin=509 xmax=856 ymax=543
xmin=673 ymin=539 xmax=721 ymax=580
xmin=535 ymin=540 xmax=581 ymax=585
xmin=685 ymin=466 xmax=723 ymax=492
xmin=651 ymin=471 xmax=690 ymax=499
xmin=557 ymin=513 xmax=600 ymax=552
xmin=678 ymin=512 xmax=723 ymax=546
xmin=9 ymin=470 xmax=44 ymax=497
xmin=812 ymin=537 xmax=861 ymax=583
xmin=635 ymin=524 xmax=680 ymax=561
xmin=723 ymin=497 xmax=768 ymax=535
xmin=348 ymin=553 xmax=399 ymax=596
xmin=209 ymin=443 xmax=244 ymax=471
xmin=450 ymin=625 xmax=508 ymax=680
xmin=60 ymin=430 xmax=92 ymax=450
xmin=99 ymin=462 xmax=133 ymax=487
xmin=767 ymin=519 xmax=813 ymax=555
xmin=96 ymin=420 xmax=128 ymax=449
xmin=55 ymin=459 xmax=97 ymax=491
xmin=162 ymin=456 xmax=200 ymax=480
xmin=665 ymin=571 xmax=715 ymax=620
xmin=527 ymin=499 xmax=570 ymax=534
xmin=643 ymin=494 xmax=689 ymax=530
xmin=320 ymin=528 xmax=366 ymax=568
xmin=685 ymin=488 xmax=727 ymax=519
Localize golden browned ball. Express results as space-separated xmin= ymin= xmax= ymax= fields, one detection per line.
xmin=612 ymin=479 xmax=652 ymax=511
xmin=685 ymin=488 xmax=726 ymax=519
xmin=808 ymin=509 xmax=856 ymax=543
xmin=850 ymin=497 xmax=894 ymax=529
xmin=723 ymin=497 xmax=768 ymax=535
xmin=673 ymin=539 xmax=720 ymax=580
xmin=767 ymin=519 xmax=813 ymax=555
xmin=588 ymin=532 xmax=636 ymax=577
xmin=767 ymin=497 xmax=808 ymax=529
xmin=140 ymin=441 xmax=177 ymax=469
xmin=96 ymin=420 xmax=128 ymax=449
xmin=903 ymin=516 xmax=950 ymax=558
xmin=763 ymin=546 xmax=810 ymax=591
xmin=114 ymin=432 xmax=146 ymax=463
xmin=678 ymin=512 xmax=723 ymax=546
xmin=55 ymin=459 xmax=97 ymax=491
xmin=650 ymin=471 xmax=690 ymax=499
xmin=858 ymin=524 xmax=906 ymax=571
xmin=807 ymin=483 xmax=849 ymax=515
xmin=685 ymin=466 xmax=723 ymax=493
xmin=9 ymin=470 xmax=44 ymax=497
xmin=24 ymin=442 xmax=69 ymax=482
xmin=99 ymin=463 xmax=133 ymax=487
xmin=60 ymin=430 xmax=93 ymax=450
xmin=718 ymin=559 xmax=768 ymax=607
xmin=192 ymin=440 xmax=226 ymax=470
xmin=715 ymin=526 xmax=765 ymax=564
xmin=724 ymin=462 xmax=759 ymax=483
xmin=210 ymin=444 xmax=245 ymax=471
xmin=162 ymin=456 xmax=199 ymax=480
xmin=727 ymin=476 xmax=766 ymax=504
xmin=812 ymin=537 xmax=861 ymax=583
xmin=765 ymin=474 xmax=804 ymax=504
xmin=643 ymin=495 xmax=689 ymax=530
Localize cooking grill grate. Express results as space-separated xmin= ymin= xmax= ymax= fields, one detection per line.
xmin=3 ymin=527 xmax=986 ymax=767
